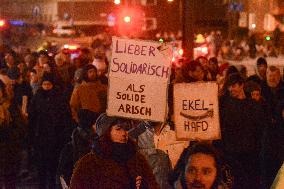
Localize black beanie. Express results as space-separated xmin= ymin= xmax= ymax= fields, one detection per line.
xmin=41 ymin=72 xmax=55 ymax=84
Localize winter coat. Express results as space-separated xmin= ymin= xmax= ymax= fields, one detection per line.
xmin=219 ymin=96 xmax=267 ymax=154
xmin=57 ymin=127 xmax=93 ymax=185
xmin=70 ymin=151 xmax=160 ymax=189
xmin=70 ymin=81 xmax=107 ymax=122
xmin=29 ymin=88 xmax=72 ymax=151
xmin=0 ymin=98 xmax=21 ymax=177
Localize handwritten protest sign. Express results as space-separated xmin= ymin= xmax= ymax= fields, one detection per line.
xmin=174 ymin=82 xmax=221 ymax=140
xmin=107 ymin=36 xmax=172 ymax=122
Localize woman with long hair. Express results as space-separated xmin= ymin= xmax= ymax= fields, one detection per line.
xmin=70 ymin=113 xmax=159 ymax=189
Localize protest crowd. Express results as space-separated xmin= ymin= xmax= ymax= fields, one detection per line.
xmin=0 ymin=32 xmax=283 ymax=189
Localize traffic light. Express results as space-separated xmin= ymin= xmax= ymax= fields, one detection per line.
xmin=115 ymin=7 xmax=144 ymax=36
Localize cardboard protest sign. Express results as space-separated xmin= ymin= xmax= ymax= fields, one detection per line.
xmin=174 ymin=82 xmax=221 ymax=140
xmin=107 ymin=36 xmax=172 ymax=122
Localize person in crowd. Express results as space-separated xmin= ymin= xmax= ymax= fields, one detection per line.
xmin=92 ymin=57 xmax=108 ymax=85
xmin=24 ymin=53 xmax=37 ymax=71
xmin=70 ymin=113 xmax=159 ymax=189
xmin=0 ymin=79 xmax=21 ymax=189
xmin=70 ymin=64 xmax=107 ymax=123
xmin=179 ymin=60 xmax=205 ymax=83
xmin=7 ymin=67 xmax=32 ymax=123
xmin=261 ymin=99 xmax=284 ymax=188
xmin=196 ymin=56 xmax=212 ymax=81
xmin=177 ymin=142 xmax=232 ymax=189
xmin=57 ymin=109 xmax=98 ymax=188
xmin=238 ymin=65 xmax=247 ymax=81
xmin=246 ymin=57 xmax=267 ymax=88
xmin=244 ymin=81 xmax=266 ymax=104
xmin=28 ymin=72 xmax=72 ymax=189
xmin=208 ymin=57 xmax=219 ymax=81
xmin=29 ymin=69 xmax=40 ymax=95
xmin=33 ymin=50 xmax=49 ymax=79
xmin=218 ymin=65 xmax=239 ymax=97
xmin=54 ymin=53 xmax=72 ymax=86
xmin=219 ymin=73 xmax=268 ymax=189
xmin=135 ymin=121 xmax=173 ymax=189
xmin=4 ymin=52 xmax=17 ymax=71
xmin=262 ymin=65 xmax=284 ymax=120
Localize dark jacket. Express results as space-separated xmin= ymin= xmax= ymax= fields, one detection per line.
xmin=57 ymin=127 xmax=93 ymax=185
xmin=29 ymin=88 xmax=72 ymax=150
xmin=70 ymin=147 xmax=159 ymax=189
xmin=220 ymin=96 xmax=267 ymax=154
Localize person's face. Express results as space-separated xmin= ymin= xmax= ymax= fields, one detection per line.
xmin=199 ymin=58 xmax=209 ymax=70
xmin=30 ymin=72 xmax=38 ymax=83
xmin=257 ymin=65 xmax=267 ymax=79
xmin=97 ymin=68 xmax=106 ymax=77
xmin=110 ymin=125 xmax=128 ymax=143
xmin=38 ymin=55 xmax=48 ymax=67
xmin=228 ymin=83 xmax=244 ymax=99
xmin=267 ymin=70 xmax=280 ymax=88
xmin=251 ymin=90 xmax=261 ymax=102
xmin=55 ymin=58 xmax=64 ymax=67
xmin=5 ymin=54 xmax=14 ymax=68
xmin=87 ymin=68 xmax=97 ymax=82
xmin=43 ymin=63 xmax=51 ymax=73
xmin=185 ymin=153 xmax=217 ymax=189
xmin=189 ymin=66 xmax=205 ymax=81
xmin=42 ymin=81 xmax=53 ymax=91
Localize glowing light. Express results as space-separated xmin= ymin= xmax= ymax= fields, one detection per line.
xmin=124 ymin=16 xmax=131 ymax=23
xmin=265 ymin=36 xmax=271 ymax=41
xmin=114 ymin=0 xmax=120 ymax=5
xmin=195 ymin=34 xmax=206 ymax=43
xmin=63 ymin=44 xmax=69 ymax=49
xmin=178 ymin=49 xmax=184 ymax=56
xmin=0 ymin=20 xmax=5 ymax=27
xmin=68 ymin=45 xmax=78 ymax=50
xmin=251 ymin=24 xmax=256 ymax=28
xmin=159 ymin=38 xmax=164 ymax=43
xmin=201 ymin=47 xmax=208 ymax=54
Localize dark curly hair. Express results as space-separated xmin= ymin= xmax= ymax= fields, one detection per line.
xmin=180 ymin=142 xmax=223 ymax=189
